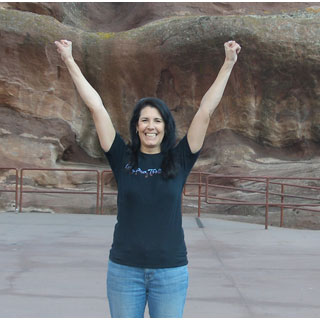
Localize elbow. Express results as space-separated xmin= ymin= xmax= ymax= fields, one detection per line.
xmin=198 ymin=105 xmax=212 ymax=122
xmin=89 ymin=102 xmax=105 ymax=114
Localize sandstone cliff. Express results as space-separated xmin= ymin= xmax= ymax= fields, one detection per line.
xmin=1 ymin=3 xmax=320 ymax=219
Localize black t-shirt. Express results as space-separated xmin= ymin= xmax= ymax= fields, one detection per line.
xmin=105 ymin=133 xmax=200 ymax=268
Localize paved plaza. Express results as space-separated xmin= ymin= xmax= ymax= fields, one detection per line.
xmin=0 ymin=211 xmax=320 ymax=317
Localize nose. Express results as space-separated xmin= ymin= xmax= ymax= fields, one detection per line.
xmin=146 ymin=121 xmax=155 ymax=130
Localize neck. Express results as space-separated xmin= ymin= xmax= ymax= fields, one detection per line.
xmin=140 ymin=146 xmax=161 ymax=154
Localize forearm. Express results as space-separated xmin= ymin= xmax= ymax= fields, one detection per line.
xmin=64 ymin=57 xmax=104 ymax=112
xmin=200 ymin=59 xmax=235 ymax=117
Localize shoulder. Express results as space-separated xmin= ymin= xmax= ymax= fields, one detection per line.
xmin=173 ymin=135 xmax=201 ymax=171
xmin=174 ymin=135 xmax=200 ymax=155
xmin=105 ymin=132 xmax=127 ymax=155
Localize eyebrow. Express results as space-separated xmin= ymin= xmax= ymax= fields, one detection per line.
xmin=140 ymin=117 xmax=163 ymax=121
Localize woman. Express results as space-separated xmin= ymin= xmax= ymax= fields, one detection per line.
xmin=55 ymin=39 xmax=241 ymax=318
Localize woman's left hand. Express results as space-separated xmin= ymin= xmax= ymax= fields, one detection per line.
xmin=224 ymin=40 xmax=241 ymax=64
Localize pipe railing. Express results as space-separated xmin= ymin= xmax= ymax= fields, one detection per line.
xmin=182 ymin=172 xmax=208 ymax=217
xmin=19 ymin=168 xmax=100 ymax=214
xmin=199 ymin=174 xmax=320 ymax=229
xmin=100 ymin=170 xmax=118 ymax=215
xmin=1 ymin=168 xmax=319 ymax=229
xmin=0 ymin=168 xmax=19 ymax=211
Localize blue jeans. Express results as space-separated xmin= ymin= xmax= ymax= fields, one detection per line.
xmin=107 ymin=260 xmax=188 ymax=318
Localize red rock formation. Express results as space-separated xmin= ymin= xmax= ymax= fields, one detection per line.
xmin=1 ymin=3 xmax=320 ymax=217
xmin=4 ymin=2 xmax=319 ymax=32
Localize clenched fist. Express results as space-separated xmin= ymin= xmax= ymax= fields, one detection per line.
xmin=54 ymin=40 xmax=73 ymax=63
xmin=224 ymin=40 xmax=241 ymax=64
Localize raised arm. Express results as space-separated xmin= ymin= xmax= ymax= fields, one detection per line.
xmin=54 ymin=40 xmax=115 ymax=152
xmin=187 ymin=40 xmax=241 ymax=153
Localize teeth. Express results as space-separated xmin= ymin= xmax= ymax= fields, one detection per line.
xmin=146 ymin=133 xmax=156 ymax=137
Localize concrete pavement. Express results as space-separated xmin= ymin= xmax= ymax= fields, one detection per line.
xmin=0 ymin=212 xmax=319 ymax=317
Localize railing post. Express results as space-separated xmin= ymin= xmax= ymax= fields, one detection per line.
xmin=19 ymin=169 xmax=23 ymax=213
xmin=265 ymin=178 xmax=269 ymax=230
xmin=96 ymin=171 xmax=100 ymax=215
xmin=280 ymin=184 xmax=284 ymax=227
xmin=205 ymin=175 xmax=209 ymax=203
xmin=198 ymin=173 xmax=201 ymax=218
xmin=100 ymin=171 xmax=105 ymax=215
xmin=14 ymin=169 xmax=19 ymax=212
xmin=0 ymin=168 xmax=19 ymax=212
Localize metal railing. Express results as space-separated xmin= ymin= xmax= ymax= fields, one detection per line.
xmin=183 ymin=172 xmax=209 ymax=217
xmin=0 ymin=168 xmax=19 ymax=211
xmin=100 ymin=170 xmax=118 ymax=215
xmin=183 ymin=173 xmax=320 ymax=229
xmin=19 ymin=168 xmax=100 ymax=214
xmin=1 ymin=168 xmax=319 ymax=229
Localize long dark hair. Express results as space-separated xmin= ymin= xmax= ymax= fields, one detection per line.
xmin=127 ymin=97 xmax=177 ymax=179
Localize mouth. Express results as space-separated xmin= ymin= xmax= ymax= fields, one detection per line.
xmin=145 ymin=133 xmax=157 ymax=137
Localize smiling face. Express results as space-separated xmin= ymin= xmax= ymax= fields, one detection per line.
xmin=136 ymin=106 xmax=165 ymax=154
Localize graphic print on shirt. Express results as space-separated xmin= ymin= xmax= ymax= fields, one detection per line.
xmin=125 ymin=163 xmax=162 ymax=178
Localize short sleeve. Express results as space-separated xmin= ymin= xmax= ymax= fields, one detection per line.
xmin=105 ymin=133 xmax=127 ymax=178
xmin=174 ymin=135 xmax=201 ymax=173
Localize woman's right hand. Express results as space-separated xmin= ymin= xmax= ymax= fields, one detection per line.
xmin=54 ymin=40 xmax=73 ymax=63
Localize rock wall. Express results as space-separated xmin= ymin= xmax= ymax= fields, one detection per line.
xmin=1 ymin=3 xmax=320 ymax=217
